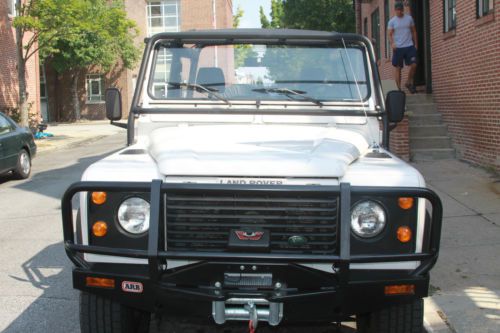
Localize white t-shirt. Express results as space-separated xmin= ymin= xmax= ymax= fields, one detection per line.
xmin=388 ymin=14 xmax=415 ymax=48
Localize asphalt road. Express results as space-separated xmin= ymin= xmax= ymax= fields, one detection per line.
xmin=0 ymin=134 xmax=355 ymax=333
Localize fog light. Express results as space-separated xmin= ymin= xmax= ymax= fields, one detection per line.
xmin=398 ymin=197 xmax=414 ymax=210
xmin=92 ymin=192 xmax=107 ymax=205
xmin=385 ymin=284 xmax=415 ymax=295
xmin=86 ymin=277 xmax=115 ymax=289
xmin=92 ymin=221 xmax=108 ymax=237
xmin=397 ymin=226 xmax=412 ymax=243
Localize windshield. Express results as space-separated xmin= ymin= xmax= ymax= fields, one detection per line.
xmin=149 ymin=43 xmax=370 ymax=103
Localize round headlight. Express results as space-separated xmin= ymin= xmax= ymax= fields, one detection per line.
xmin=351 ymin=201 xmax=386 ymax=238
xmin=117 ymin=197 xmax=150 ymax=234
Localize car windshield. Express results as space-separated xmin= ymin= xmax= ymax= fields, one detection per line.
xmin=149 ymin=43 xmax=370 ymax=104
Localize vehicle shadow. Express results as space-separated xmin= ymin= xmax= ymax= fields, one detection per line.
xmin=3 ymin=241 xmax=80 ymax=333
xmin=3 ymin=239 xmax=358 ymax=333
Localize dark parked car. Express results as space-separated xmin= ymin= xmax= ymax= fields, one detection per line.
xmin=0 ymin=112 xmax=36 ymax=179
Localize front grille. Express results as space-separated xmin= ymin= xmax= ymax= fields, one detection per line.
xmin=165 ymin=189 xmax=339 ymax=254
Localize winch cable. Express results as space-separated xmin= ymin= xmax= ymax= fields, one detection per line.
xmin=341 ymin=38 xmax=378 ymax=149
xmin=248 ymin=320 xmax=256 ymax=333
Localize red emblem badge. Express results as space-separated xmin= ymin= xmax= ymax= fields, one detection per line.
xmin=235 ymin=231 xmax=264 ymax=241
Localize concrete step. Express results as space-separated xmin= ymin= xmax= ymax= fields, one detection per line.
xmin=406 ymin=103 xmax=438 ymax=114
xmin=410 ymin=136 xmax=453 ymax=149
xmin=408 ymin=113 xmax=443 ymax=125
xmin=410 ymin=124 xmax=449 ymax=137
xmin=411 ymin=148 xmax=456 ymax=161
xmin=406 ymin=94 xmax=435 ymax=104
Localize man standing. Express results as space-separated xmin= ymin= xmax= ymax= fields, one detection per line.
xmin=388 ymin=2 xmax=418 ymax=93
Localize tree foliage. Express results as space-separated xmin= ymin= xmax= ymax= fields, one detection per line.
xmin=233 ymin=5 xmax=244 ymax=28
xmin=259 ymin=0 xmax=284 ymax=29
xmin=14 ymin=0 xmax=140 ymax=121
xmin=46 ymin=0 xmax=139 ymax=73
xmin=259 ymin=0 xmax=355 ymax=33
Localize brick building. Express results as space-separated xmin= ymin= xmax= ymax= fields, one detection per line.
xmin=45 ymin=0 xmax=233 ymax=122
xmin=356 ymin=0 xmax=500 ymax=171
xmin=0 ymin=0 xmax=41 ymax=122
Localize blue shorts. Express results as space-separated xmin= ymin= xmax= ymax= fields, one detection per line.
xmin=392 ymin=46 xmax=417 ymax=68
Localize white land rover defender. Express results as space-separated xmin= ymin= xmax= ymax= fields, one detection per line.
xmin=62 ymin=29 xmax=442 ymax=333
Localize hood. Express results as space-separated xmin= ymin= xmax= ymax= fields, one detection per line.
xmin=148 ymin=125 xmax=370 ymax=178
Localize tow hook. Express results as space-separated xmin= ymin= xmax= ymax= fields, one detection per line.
xmin=246 ymin=302 xmax=258 ymax=332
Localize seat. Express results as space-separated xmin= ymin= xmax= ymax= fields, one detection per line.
xmin=196 ymin=67 xmax=226 ymax=92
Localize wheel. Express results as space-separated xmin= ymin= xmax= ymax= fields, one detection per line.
xmin=12 ymin=149 xmax=31 ymax=179
xmin=356 ymin=298 xmax=424 ymax=333
xmin=80 ymin=291 xmax=150 ymax=333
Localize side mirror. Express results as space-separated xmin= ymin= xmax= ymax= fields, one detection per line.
xmin=385 ymin=90 xmax=406 ymax=123
xmin=105 ymin=88 xmax=122 ymax=121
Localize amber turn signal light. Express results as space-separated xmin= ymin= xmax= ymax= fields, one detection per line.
xmin=397 ymin=226 xmax=412 ymax=243
xmin=92 ymin=192 xmax=107 ymax=205
xmin=92 ymin=221 xmax=108 ymax=237
xmin=398 ymin=197 xmax=414 ymax=210
xmin=86 ymin=277 xmax=115 ymax=289
xmin=385 ymin=284 xmax=415 ymax=295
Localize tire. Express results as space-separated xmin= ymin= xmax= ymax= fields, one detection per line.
xmin=80 ymin=291 xmax=150 ymax=333
xmin=12 ymin=149 xmax=31 ymax=179
xmin=356 ymin=298 xmax=424 ymax=333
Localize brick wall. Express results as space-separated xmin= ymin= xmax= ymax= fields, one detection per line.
xmin=389 ymin=116 xmax=410 ymax=160
xmin=360 ymin=0 xmax=500 ymax=170
xmin=0 ymin=0 xmax=40 ymax=120
xmin=430 ymin=0 xmax=500 ymax=170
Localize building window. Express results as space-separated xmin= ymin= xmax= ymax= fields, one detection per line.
xmin=0 ymin=114 xmax=13 ymax=135
xmin=147 ymin=0 xmax=180 ymax=37
xmin=444 ymin=0 xmax=456 ymax=32
xmin=8 ymin=0 xmax=17 ymax=16
xmin=86 ymin=74 xmax=104 ymax=103
xmin=477 ymin=0 xmax=494 ymax=17
xmin=384 ymin=0 xmax=391 ymax=59
xmin=152 ymin=50 xmax=173 ymax=98
xmin=371 ymin=9 xmax=381 ymax=61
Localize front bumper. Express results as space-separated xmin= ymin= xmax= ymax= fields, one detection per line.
xmin=62 ymin=181 xmax=442 ymax=323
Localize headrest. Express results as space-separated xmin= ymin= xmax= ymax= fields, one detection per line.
xmin=196 ymin=67 xmax=225 ymax=90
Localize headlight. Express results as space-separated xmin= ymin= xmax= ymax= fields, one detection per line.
xmin=117 ymin=197 xmax=150 ymax=234
xmin=351 ymin=201 xmax=386 ymax=238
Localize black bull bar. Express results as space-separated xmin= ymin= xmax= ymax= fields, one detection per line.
xmin=62 ymin=181 xmax=442 ymax=281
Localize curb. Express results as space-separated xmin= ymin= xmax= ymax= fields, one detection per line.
xmin=36 ymin=135 xmax=109 ymax=154
xmin=424 ymin=298 xmax=456 ymax=333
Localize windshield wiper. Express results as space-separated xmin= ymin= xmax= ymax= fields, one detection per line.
xmin=166 ymin=82 xmax=231 ymax=106
xmin=252 ymin=87 xmax=323 ymax=106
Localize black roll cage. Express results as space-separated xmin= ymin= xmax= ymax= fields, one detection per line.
xmin=127 ymin=30 xmax=391 ymax=148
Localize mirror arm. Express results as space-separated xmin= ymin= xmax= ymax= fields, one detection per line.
xmin=109 ymin=120 xmax=128 ymax=129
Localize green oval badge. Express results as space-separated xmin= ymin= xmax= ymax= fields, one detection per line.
xmin=288 ymin=235 xmax=308 ymax=247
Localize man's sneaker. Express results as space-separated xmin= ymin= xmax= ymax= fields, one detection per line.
xmin=405 ymin=83 xmax=417 ymax=94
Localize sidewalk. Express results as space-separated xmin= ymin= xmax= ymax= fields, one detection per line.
xmin=35 ymin=121 xmax=125 ymax=153
xmin=413 ymin=160 xmax=500 ymax=333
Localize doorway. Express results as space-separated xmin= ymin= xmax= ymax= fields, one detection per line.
xmin=410 ymin=0 xmax=432 ymax=93
xmin=40 ymin=64 xmax=49 ymax=122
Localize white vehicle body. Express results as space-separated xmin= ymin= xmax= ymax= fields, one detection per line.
xmin=64 ymin=30 xmax=442 ymax=331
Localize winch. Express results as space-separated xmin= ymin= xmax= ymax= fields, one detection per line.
xmin=212 ymin=297 xmax=284 ymax=329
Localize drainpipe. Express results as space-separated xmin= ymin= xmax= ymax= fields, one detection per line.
xmin=212 ymin=0 xmax=218 ymax=66
xmin=354 ymin=0 xmax=362 ymax=34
